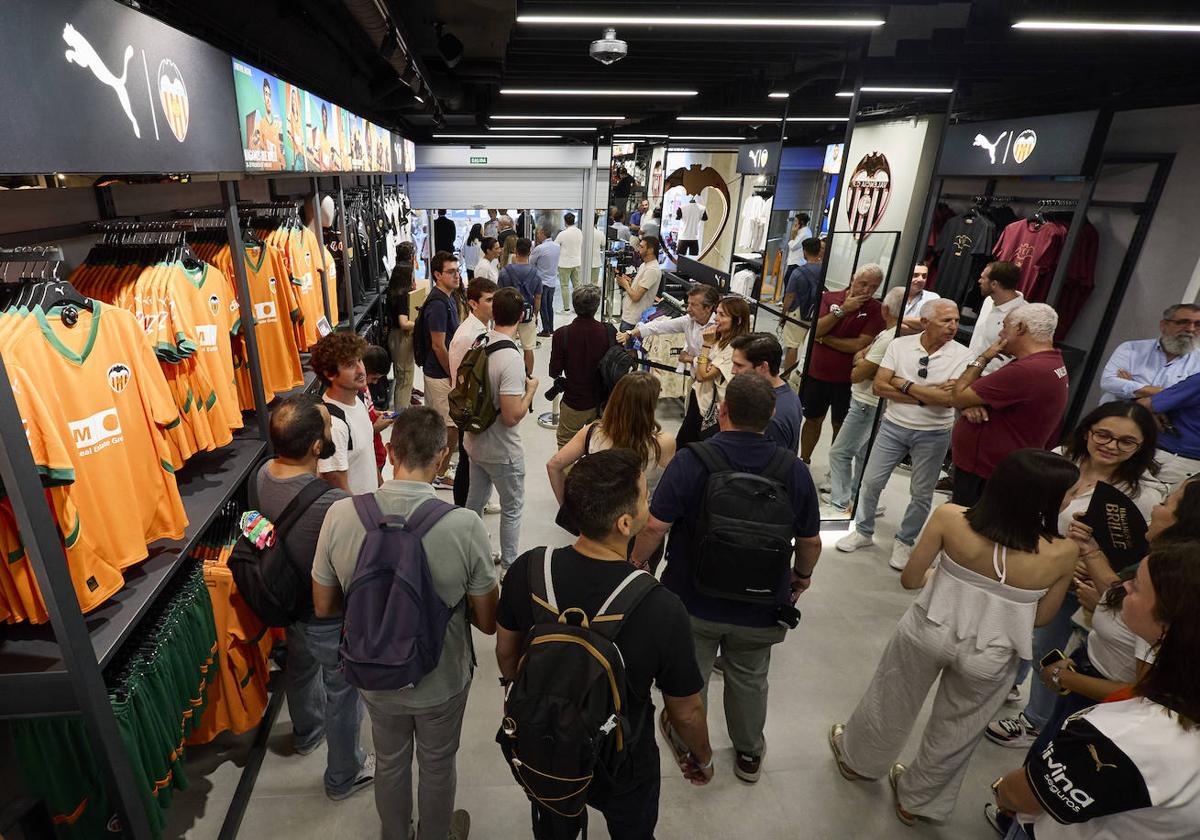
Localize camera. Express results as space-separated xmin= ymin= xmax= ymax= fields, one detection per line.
xmin=774 ymin=603 xmax=801 ymax=630
xmin=544 ymin=377 xmax=567 ymax=401
xmin=589 ymin=28 xmax=628 ymax=65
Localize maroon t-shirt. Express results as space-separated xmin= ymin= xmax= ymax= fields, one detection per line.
xmin=952 ymin=349 xmax=1070 ymax=478
xmin=807 ymin=288 xmax=885 ymax=383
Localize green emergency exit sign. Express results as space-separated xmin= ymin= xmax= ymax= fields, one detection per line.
xmin=469 ymin=156 xmax=488 ymax=165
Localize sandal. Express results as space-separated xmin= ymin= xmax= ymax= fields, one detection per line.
xmin=828 ymin=724 xmax=866 ymax=781
xmin=888 ymin=763 xmax=918 ymax=826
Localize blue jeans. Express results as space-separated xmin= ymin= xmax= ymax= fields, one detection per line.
xmin=854 ymin=419 xmax=951 ymax=546
xmin=286 ymin=620 xmax=367 ymax=795
xmin=1024 ymin=592 xmax=1080 ymax=729
xmin=466 ymin=457 xmax=526 ymax=569
xmin=828 ymin=398 xmax=879 ymax=510
xmin=540 ymin=287 xmax=556 ymax=332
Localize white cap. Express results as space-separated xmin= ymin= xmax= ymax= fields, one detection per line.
xmin=320 ymin=195 xmax=336 ymax=224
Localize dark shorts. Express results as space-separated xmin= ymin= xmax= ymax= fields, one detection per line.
xmin=800 ymin=376 xmax=851 ymax=424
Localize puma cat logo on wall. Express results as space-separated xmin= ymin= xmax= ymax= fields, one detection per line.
xmin=973 ymin=131 xmax=1008 ymax=164
xmin=63 ymin=23 xmax=140 ymax=138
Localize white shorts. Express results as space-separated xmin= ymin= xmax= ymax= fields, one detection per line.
xmin=517 ymin=321 xmax=537 ymax=351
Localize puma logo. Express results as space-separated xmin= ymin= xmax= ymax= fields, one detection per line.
xmin=1087 ymin=744 xmax=1117 ymax=772
xmin=973 ymin=131 xmax=1008 ymax=164
xmin=63 ymin=23 xmax=140 ymax=138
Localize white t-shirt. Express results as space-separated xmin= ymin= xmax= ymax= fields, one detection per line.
xmin=621 ymin=260 xmax=662 ymax=325
xmin=1086 ymin=604 xmax=1149 ymax=684
xmin=473 ymin=257 xmax=498 ymax=282
xmin=969 ymin=292 xmax=1026 ymax=373
xmin=448 ymin=313 xmax=488 ymax=386
xmin=880 ymin=334 xmax=972 ymax=430
xmin=852 ymin=330 xmax=897 ymax=408
xmin=679 ymin=202 xmax=707 ymax=240
xmin=1027 ymin=698 xmax=1200 ymax=840
xmin=319 ymin=392 xmax=378 ymax=494
xmin=555 ymin=225 xmax=584 ymax=268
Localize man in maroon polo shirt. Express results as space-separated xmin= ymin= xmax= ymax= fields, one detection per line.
xmin=800 ymin=263 xmax=886 ymax=462
xmin=893 ymin=302 xmax=1069 ymax=506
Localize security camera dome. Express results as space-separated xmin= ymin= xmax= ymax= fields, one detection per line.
xmin=590 ymin=28 xmax=628 ymax=65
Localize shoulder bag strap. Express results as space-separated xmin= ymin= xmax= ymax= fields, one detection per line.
xmin=762 ymin=447 xmax=798 ymax=486
xmin=584 ymin=423 xmax=596 ymax=454
xmin=324 ymin=400 xmax=353 ymax=450
xmin=273 ymin=479 xmax=334 ymax=537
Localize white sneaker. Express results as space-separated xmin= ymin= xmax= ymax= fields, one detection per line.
xmin=484 ymin=502 xmax=502 ymax=515
xmin=820 ymin=502 xmax=851 ymax=520
xmin=1006 ymin=685 xmax=1022 ymax=703
xmin=836 ymin=531 xmax=875 ymax=553
xmin=888 ymin=540 xmax=912 ymax=571
xmin=985 ymin=713 xmax=1040 ymax=748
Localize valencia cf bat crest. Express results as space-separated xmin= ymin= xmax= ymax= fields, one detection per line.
xmin=845 ymin=152 xmax=891 ymax=240
xmin=107 ymin=363 xmax=132 ymax=394
xmin=1012 ymin=130 xmax=1037 ymax=164
xmin=158 ymin=59 xmax=189 ymax=142
xmin=662 ymin=163 xmax=731 ymax=261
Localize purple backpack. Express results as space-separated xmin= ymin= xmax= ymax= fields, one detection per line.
xmin=339 ymin=494 xmax=459 ymax=691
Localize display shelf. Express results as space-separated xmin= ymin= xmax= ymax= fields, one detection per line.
xmin=352 ymin=290 xmax=383 ymax=333
xmin=0 ymin=433 xmax=267 ymax=717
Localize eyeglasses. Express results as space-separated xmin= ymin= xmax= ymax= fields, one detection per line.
xmin=917 ymin=355 xmax=929 ymax=378
xmin=1165 ymin=318 xmax=1200 ymax=329
xmin=439 ymin=267 xmax=462 ymax=276
xmin=1088 ymin=428 xmax=1142 ymax=453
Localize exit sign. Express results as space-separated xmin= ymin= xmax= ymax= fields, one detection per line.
xmin=469 ymin=156 xmax=488 ymax=165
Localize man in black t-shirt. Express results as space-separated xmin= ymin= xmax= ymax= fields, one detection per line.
xmin=496 ymin=450 xmax=713 ymax=838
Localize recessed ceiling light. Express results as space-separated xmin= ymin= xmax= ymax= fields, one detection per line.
xmin=516 ymin=14 xmax=884 ymax=28
xmin=836 ymin=86 xmax=954 ymax=96
xmin=501 ymin=88 xmax=697 ymax=97
xmin=678 ymin=116 xmax=781 ymax=122
xmin=1012 ymin=19 xmax=1200 ymax=33
xmin=768 ymin=92 xmax=789 ymax=99
xmin=491 ymin=114 xmax=625 ymax=120
xmin=433 ymin=133 xmax=563 ymax=139
xmin=488 ymin=126 xmax=597 ymax=131
xmin=787 ymin=116 xmax=850 ymax=122
xmin=669 ymin=135 xmax=748 ymax=141
xmin=614 ymin=133 xmax=670 ymax=138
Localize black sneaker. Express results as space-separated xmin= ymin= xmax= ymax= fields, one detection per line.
xmin=734 ymin=748 xmax=765 ymax=783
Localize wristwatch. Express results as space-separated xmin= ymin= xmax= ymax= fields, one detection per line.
xmin=830 ymin=304 xmax=846 ymax=318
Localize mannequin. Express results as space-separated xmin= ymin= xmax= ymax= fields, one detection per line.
xmin=676 ymin=195 xmax=708 ymax=256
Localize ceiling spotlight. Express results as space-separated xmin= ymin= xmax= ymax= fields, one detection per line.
xmin=590 ymin=27 xmax=628 ymax=64
xmin=768 ymin=92 xmax=789 ymax=99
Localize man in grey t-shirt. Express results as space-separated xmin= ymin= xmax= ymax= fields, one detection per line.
xmin=313 ymin=407 xmax=498 ymax=840
xmin=463 ymin=287 xmax=538 ymax=571
xmin=256 ymin=395 xmax=372 ymax=800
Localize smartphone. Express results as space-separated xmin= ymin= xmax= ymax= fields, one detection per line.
xmin=1039 ymin=649 xmax=1068 ymax=669
xmin=380 ymin=411 xmax=397 ymax=420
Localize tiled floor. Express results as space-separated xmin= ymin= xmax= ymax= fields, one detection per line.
xmin=163 ymin=308 xmax=1026 ymax=839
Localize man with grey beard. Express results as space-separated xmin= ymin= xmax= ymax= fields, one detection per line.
xmin=1099 ymin=303 xmax=1200 ymax=404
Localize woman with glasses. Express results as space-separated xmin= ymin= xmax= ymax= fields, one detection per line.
xmin=986 ymin=401 xmax=1167 ymax=750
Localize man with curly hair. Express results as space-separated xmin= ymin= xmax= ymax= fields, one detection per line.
xmin=311 ymin=332 xmax=380 ymax=493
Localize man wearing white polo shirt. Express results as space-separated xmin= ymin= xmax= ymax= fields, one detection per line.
xmin=836 ymin=299 xmax=972 ymax=570
xmin=554 ymin=212 xmax=584 ymax=312
xmin=967 ymin=261 xmax=1024 ymax=373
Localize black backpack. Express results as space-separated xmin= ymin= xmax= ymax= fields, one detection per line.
xmin=497 ymin=548 xmax=658 ymax=821
xmin=413 ymin=291 xmax=454 ymax=368
xmin=229 ymin=478 xmax=334 ymax=627
xmin=596 ymin=342 xmax=636 ymax=407
xmin=686 ymin=442 xmax=797 ymax=604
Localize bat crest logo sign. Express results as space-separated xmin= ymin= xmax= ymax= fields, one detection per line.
xmin=662 ymin=164 xmax=731 ymax=261
xmin=107 ymin=363 xmax=131 ymax=394
xmin=158 ymin=59 xmax=189 ymax=142
xmin=1012 ymin=130 xmax=1037 ymax=164
xmin=845 ymin=152 xmax=891 ymax=240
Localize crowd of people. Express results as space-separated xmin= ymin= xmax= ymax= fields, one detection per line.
xmin=246 ymin=207 xmax=1200 ymax=839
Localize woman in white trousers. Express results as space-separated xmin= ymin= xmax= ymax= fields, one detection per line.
xmin=829 ymin=449 xmax=1079 ymax=825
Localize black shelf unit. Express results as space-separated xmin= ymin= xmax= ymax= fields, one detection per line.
xmin=0 ymin=432 xmax=267 ymax=717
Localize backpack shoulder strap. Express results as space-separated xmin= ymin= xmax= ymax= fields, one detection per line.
xmin=763 ymin=447 xmax=798 ymax=485
xmin=527 ymin=546 xmax=558 ymax=623
xmin=404 ymin=497 xmax=457 ymax=538
xmin=351 ymin=493 xmax=387 ymax=533
xmin=324 ymin=400 xmax=354 ymax=450
xmin=484 ymin=338 xmax=519 ymax=356
xmin=273 ymin=478 xmax=334 ymax=537
xmin=590 ymin=569 xmax=659 ymax=641
xmin=685 ymin=441 xmax=731 ymax=476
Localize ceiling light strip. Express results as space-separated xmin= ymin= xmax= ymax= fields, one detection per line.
xmin=488 ymin=126 xmax=597 ymax=131
xmin=491 ymin=115 xmax=625 ymax=120
xmin=1012 ymin=20 xmax=1200 ymax=33
xmin=836 ymin=86 xmax=954 ymax=96
xmin=677 ymin=116 xmax=848 ymax=123
xmin=669 ymin=135 xmax=751 ymax=141
xmin=501 ymin=88 xmax=697 ymax=96
xmin=433 ymin=134 xmax=563 ymax=139
xmin=516 ymin=15 xmax=884 ymax=28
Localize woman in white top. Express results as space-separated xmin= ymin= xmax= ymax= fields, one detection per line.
xmin=548 ymin=372 xmax=676 ymax=568
xmin=473 ymin=237 xmax=501 ymax=282
xmin=462 ymin=223 xmax=483 ymax=278
xmin=830 ymin=449 xmax=1079 ymax=826
xmin=988 ymin=401 xmax=1167 ymax=748
xmin=993 ymin=539 xmax=1200 ymax=840
xmin=675 ymin=295 xmax=752 ymax=446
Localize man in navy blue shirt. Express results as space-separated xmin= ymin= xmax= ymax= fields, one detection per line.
xmin=497 ymin=238 xmax=543 ymax=376
xmin=632 ymin=373 xmax=822 ymax=784
xmin=780 ymin=237 xmax=824 ymax=374
xmin=421 ymin=250 xmax=462 ymax=489
xmin=731 ymin=333 xmax=802 ymax=452
xmin=1141 ymin=369 xmax=1200 ymax=489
